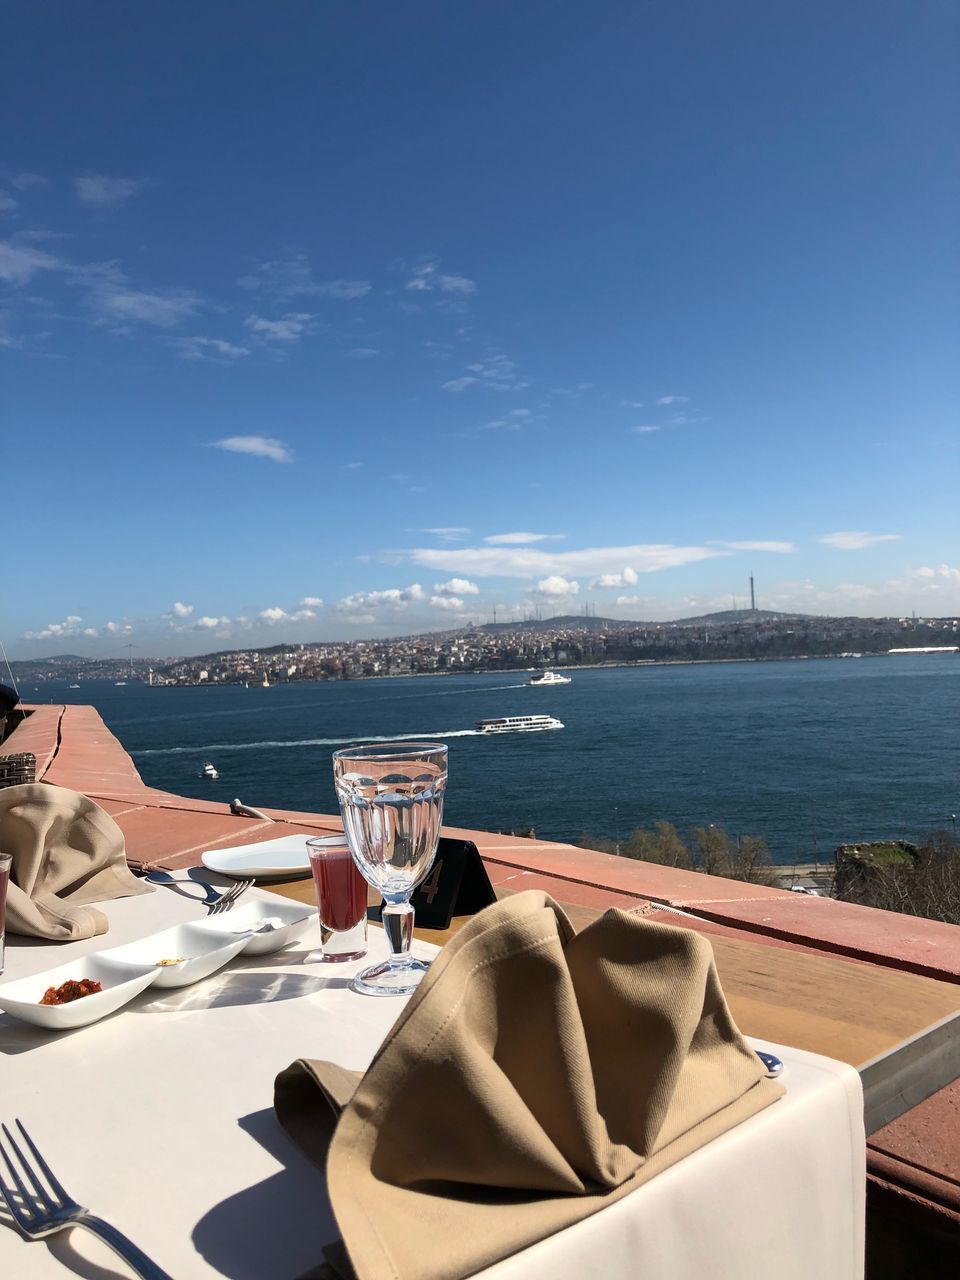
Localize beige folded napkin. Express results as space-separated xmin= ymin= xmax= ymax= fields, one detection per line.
xmin=275 ymin=890 xmax=782 ymax=1280
xmin=0 ymin=783 xmax=152 ymax=941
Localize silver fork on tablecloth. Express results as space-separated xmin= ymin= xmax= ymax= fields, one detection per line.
xmin=206 ymin=877 xmax=254 ymax=915
xmin=0 ymin=1119 xmax=174 ymax=1279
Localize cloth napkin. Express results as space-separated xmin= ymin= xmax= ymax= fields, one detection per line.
xmin=0 ymin=783 xmax=152 ymax=940
xmin=275 ymin=890 xmax=783 ymax=1280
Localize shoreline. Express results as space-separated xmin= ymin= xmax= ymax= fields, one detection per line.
xmin=60 ymin=649 xmax=901 ymax=688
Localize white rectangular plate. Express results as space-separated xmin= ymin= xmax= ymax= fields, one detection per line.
xmin=100 ymin=923 xmax=251 ymax=987
xmin=189 ymin=897 xmax=317 ymax=955
xmin=201 ymin=834 xmax=319 ymax=879
xmin=0 ymin=955 xmax=160 ymax=1030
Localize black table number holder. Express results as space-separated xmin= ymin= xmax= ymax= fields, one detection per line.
xmin=382 ymin=837 xmax=497 ymax=930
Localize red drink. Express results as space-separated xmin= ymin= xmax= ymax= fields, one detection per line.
xmin=308 ymin=843 xmax=367 ymax=931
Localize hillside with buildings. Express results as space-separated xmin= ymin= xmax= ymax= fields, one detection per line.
xmin=11 ymin=612 xmax=959 ymax=686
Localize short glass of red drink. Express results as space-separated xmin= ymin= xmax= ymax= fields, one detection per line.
xmin=306 ymin=836 xmax=368 ymax=962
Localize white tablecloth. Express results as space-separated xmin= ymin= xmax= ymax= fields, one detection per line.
xmin=0 ymin=886 xmax=865 ymax=1280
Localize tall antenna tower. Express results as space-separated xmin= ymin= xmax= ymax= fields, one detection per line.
xmin=750 ymin=575 xmax=756 ymax=612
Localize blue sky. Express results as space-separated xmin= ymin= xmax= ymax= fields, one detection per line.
xmin=3 ymin=2 xmax=957 ymax=658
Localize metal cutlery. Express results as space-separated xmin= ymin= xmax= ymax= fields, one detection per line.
xmin=755 ymin=1050 xmax=784 ymax=1077
xmin=0 ymin=1119 xmax=173 ymax=1279
xmin=206 ymin=878 xmax=253 ymax=915
xmin=140 ymin=869 xmax=222 ymax=904
xmin=140 ymin=869 xmax=254 ymax=913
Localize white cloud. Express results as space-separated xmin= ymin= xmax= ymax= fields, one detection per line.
xmin=432 ymin=577 xmax=479 ymax=597
xmin=819 ymin=531 xmax=902 ymax=551
xmin=590 ymin=567 xmax=639 ymax=589
xmin=466 ymin=353 xmax=527 ymax=391
xmin=347 ymin=347 xmax=380 ymax=358
xmin=0 ymin=192 xmax=18 ymax=214
xmin=93 ymin=284 xmax=200 ymax=328
xmin=244 ymin=312 xmax=315 ymax=343
xmin=103 ymin=621 xmax=133 ymax=635
xmin=172 ymin=602 xmax=193 ymax=619
xmin=631 ymin=425 xmax=660 ymax=435
xmin=419 ymin=527 xmax=470 ymax=540
xmin=483 ymin=532 xmax=565 ymax=545
xmin=430 ymin=595 xmax=464 ymax=610
xmin=442 ymin=352 xmax=526 ymax=393
xmin=530 ymin=575 xmax=580 ymax=600
xmin=0 ymin=240 xmax=64 ymax=284
xmin=22 ymin=614 xmax=84 ymax=641
xmin=315 ymin=280 xmax=371 ymax=299
xmin=915 ymin=564 xmax=960 ymax=583
xmin=336 ymin=584 xmax=426 ymax=613
xmin=482 ymin=408 xmax=532 ymax=431
xmin=405 ymin=260 xmax=477 ymax=295
xmin=615 ymin=595 xmax=648 ymax=606
xmin=212 ymin=435 xmax=292 ymax=463
xmin=256 ymin=605 xmax=316 ymax=624
xmin=10 ymin=173 xmax=47 ymax=191
xmin=74 ymin=175 xmax=148 ymax=208
xmin=195 ymin=615 xmax=231 ymax=630
xmin=723 ymin=540 xmax=796 ymax=553
xmin=409 ymin=541 xmax=728 ymax=580
xmin=175 ymin=335 xmax=248 ymax=361
xmin=238 ymin=255 xmax=370 ymax=299
xmin=620 ymin=400 xmax=645 ymax=408
xmin=656 ymin=394 xmax=689 ymax=405
xmin=300 ymin=596 xmax=324 ymax=607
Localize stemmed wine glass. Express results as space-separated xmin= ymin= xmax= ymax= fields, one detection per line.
xmin=332 ymin=742 xmax=447 ymax=996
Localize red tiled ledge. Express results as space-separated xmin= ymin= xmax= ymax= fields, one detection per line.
xmin=7 ymin=702 xmax=960 ymax=985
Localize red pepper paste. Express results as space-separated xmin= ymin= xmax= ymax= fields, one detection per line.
xmin=39 ymin=978 xmax=103 ymax=1006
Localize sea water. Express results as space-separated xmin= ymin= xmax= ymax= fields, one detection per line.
xmin=30 ymin=653 xmax=960 ymax=863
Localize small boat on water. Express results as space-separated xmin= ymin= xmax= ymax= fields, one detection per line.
xmin=476 ymin=715 xmax=564 ymax=735
xmin=527 ymin=670 xmax=571 ymax=687
xmin=198 ymin=761 xmax=219 ymax=780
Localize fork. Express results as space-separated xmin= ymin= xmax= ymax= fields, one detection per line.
xmin=206 ymin=877 xmax=253 ymax=915
xmin=140 ymin=868 xmax=223 ymax=905
xmin=0 ymin=1119 xmax=173 ymax=1279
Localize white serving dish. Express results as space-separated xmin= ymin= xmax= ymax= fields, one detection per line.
xmin=0 ymin=955 xmax=160 ymax=1030
xmin=100 ymin=923 xmax=251 ymax=988
xmin=190 ymin=896 xmax=318 ymax=955
xmin=201 ymin=834 xmax=316 ymax=879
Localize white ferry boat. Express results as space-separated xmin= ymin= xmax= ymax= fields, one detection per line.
xmin=198 ymin=761 xmax=219 ymax=780
xmin=526 ymin=670 xmax=571 ymax=686
xmin=476 ymin=715 xmax=564 ymax=734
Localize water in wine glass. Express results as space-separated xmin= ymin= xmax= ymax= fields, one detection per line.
xmin=333 ymin=742 xmax=447 ymax=996
xmin=335 ymin=764 xmax=446 ymax=903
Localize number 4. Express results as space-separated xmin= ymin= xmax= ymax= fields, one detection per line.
xmin=420 ymin=860 xmax=443 ymax=904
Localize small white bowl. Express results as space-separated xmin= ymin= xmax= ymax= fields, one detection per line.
xmin=0 ymin=956 xmax=160 ymax=1031
xmin=190 ymin=897 xmax=317 ymax=955
xmin=100 ymin=923 xmax=251 ymax=988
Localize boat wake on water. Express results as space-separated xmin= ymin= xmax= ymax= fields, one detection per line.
xmin=135 ymin=729 xmax=481 ymax=756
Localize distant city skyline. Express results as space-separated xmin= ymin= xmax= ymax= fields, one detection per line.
xmin=3 ymin=4 xmax=957 ymax=658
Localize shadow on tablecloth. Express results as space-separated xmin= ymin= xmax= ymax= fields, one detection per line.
xmin=193 ymin=1107 xmax=338 ymax=1280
